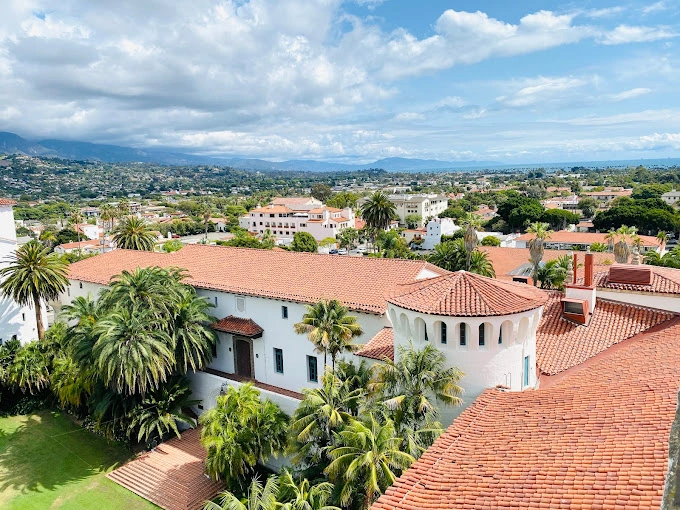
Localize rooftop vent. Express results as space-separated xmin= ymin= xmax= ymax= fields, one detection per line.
xmin=561 ymin=298 xmax=589 ymax=325
xmin=512 ymin=276 xmax=530 ymax=284
xmin=607 ymin=265 xmax=653 ymax=286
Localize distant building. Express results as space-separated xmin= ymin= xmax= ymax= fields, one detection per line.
xmin=359 ymin=194 xmax=448 ymax=226
xmin=239 ymin=197 xmax=356 ymax=243
xmin=422 ymin=218 xmax=459 ymax=250
xmin=661 ymin=189 xmax=680 ymax=206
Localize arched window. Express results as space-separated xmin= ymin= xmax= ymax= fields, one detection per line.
xmin=441 ymin=323 xmax=447 ymax=344
xmin=498 ymin=326 xmax=503 ymax=344
xmin=414 ymin=317 xmax=426 ymax=343
xmin=479 ymin=324 xmax=485 ymax=346
xmin=459 ymin=323 xmax=467 ymax=346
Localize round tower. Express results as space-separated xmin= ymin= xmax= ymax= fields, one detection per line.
xmin=387 ymin=271 xmax=548 ymax=415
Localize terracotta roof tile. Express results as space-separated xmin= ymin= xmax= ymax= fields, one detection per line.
xmin=0 ymin=198 xmax=17 ymax=206
xmin=249 ymin=205 xmax=293 ymax=214
xmin=67 ymin=245 xmax=447 ymax=314
xmin=536 ymin=293 xmax=675 ymax=375
xmin=107 ymin=428 xmax=222 ymax=510
xmin=388 ymin=271 xmax=548 ymax=317
xmin=515 ymin=230 xmax=658 ymax=246
xmin=373 ymin=318 xmax=680 ymax=510
xmin=483 ymin=246 xmax=614 ymax=281
xmin=594 ymin=265 xmax=680 ymax=295
xmin=212 ymin=315 xmax=264 ymax=337
xmin=356 ymin=328 xmax=394 ymax=361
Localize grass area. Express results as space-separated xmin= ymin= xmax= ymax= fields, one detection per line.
xmin=0 ymin=410 xmax=158 ymax=510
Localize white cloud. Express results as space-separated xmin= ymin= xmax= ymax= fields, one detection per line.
xmin=394 ymin=112 xmax=425 ymax=121
xmin=585 ymin=6 xmax=627 ymax=18
xmin=608 ymin=87 xmax=652 ymax=101
xmin=600 ymin=25 xmax=677 ymax=45
xmin=497 ymin=77 xmax=588 ymax=107
xmin=642 ymin=1 xmax=670 ymax=15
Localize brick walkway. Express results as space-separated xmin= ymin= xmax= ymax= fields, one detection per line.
xmin=107 ymin=428 xmax=223 ymax=510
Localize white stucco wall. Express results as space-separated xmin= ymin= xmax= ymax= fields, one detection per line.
xmin=596 ymin=289 xmax=680 ymax=314
xmin=62 ymin=279 xmax=388 ymax=396
xmin=388 ymin=303 xmax=542 ymax=424
xmin=0 ymin=206 xmax=44 ymax=344
xmin=187 ymin=370 xmax=298 ymax=472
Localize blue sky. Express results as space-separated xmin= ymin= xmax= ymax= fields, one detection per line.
xmin=0 ymin=0 xmax=678 ymax=164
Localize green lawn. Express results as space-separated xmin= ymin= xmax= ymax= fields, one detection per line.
xmin=0 ymin=410 xmax=158 ymax=510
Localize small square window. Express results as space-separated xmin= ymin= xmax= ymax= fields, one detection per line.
xmin=307 ymin=355 xmax=318 ymax=383
xmin=274 ymin=348 xmax=284 ymax=374
xmin=281 ymin=306 xmax=288 ymax=319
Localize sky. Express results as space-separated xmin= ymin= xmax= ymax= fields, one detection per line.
xmin=0 ymin=0 xmax=679 ymax=164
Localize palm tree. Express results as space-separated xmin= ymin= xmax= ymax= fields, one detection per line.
xmin=117 ymin=199 xmax=130 ymax=218
xmin=468 ymin=249 xmax=496 ymax=277
xmin=204 ymin=476 xmax=281 ymax=510
xmin=7 ymin=342 xmax=50 ymax=394
xmin=427 ymin=239 xmax=495 ymax=277
xmin=333 ymin=359 xmax=372 ymax=409
xmin=93 ymin=306 xmax=175 ymax=395
xmin=112 ymin=216 xmax=157 ymax=251
xmin=613 ymin=225 xmax=637 ymax=264
xmin=535 ymin=259 xmax=567 ymax=290
xmin=129 ymin=376 xmax=198 ymax=444
xmin=294 ymin=299 xmax=363 ymax=371
xmin=38 ymin=230 xmax=57 ymax=249
xmin=70 ymin=209 xmax=85 ymax=250
xmin=336 ymin=227 xmax=358 ymax=253
xmin=200 ymin=383 xmax=289 ymax=484
xmin=325 ymin=414 xmax=415 ymax=509
xmin=99 ymin=204 xmax=115 ymax=232
xmin=657 ymin=230 xmax=669 ymax=247
xmin=526 ymin=222 xmax=553 ymax=287
xmin=0 ymin=240 xmax=69 ymax=339
xmin=279 ymin=471 xmax=340 ymax=510
xmin=370 ymin=342 xmax=464 ymax=429
xmin=260 ymin=229 xmax=276 ymax=249
xmin=171 ymin=288 xmax=217 ymax=374
xmin=360 ymin=192 xmax=396 ymax=250
xmin=50 ymin=353 xmax=95 ymax=407
xmin=100 ymin=266 xmax=186 ymax=319
xmin=290 ymin=372 xmax=360 ymax=475
xmin=604 ymin=229 xmax=616 ymax=253
xmin=61 ymin=294 xmax=103 ymax=364
xmin=460 ymin=213 xmax=482 ymax=271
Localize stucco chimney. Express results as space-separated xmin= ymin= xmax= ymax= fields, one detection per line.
xmin=584 ymin=253 xmax=594 ymax=288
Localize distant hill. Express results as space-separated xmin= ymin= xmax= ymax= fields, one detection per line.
xmin=0 ymin=131 xmax=498 ymax=171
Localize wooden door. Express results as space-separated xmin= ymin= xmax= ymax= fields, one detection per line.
xmin=235 ymin=338 xmax=253 ymax=378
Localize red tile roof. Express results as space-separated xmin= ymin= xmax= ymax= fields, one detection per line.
xmin=0 ymin=198 xmax=17 ymax=206
xmin=271 ymin=197 xmax=317 ymax=205
xmin=482 ymin=246 xmax=614 ymax=281
xmin=249 ymin=205 xmax=293 ymax=214
xmin=67 ymin=244 xmax=447 ymax=314
xmin=107 ymin=427 xmax=222 ymax=510
xmin=515 ymin=230 xmax=658 ymax=246
xmin=356 ymin=328 xmax=394 ymax=361
xmin=388 ymin=271 xmax=549 ymax=317
xmin=594 ymin=265 xmax=680 ymax=295
xmin=536 ymin=293 xmax=675 ymax=375
xmin=212 ymin=315 xmax=264 ymax=338
xmin=373 ymin=317 xmax=680 ymax=510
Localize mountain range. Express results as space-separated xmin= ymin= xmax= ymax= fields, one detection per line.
xmin=0 ymin=131 xmax=497 ymax=172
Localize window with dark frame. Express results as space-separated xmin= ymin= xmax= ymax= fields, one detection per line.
xmin=498 ymin=326 xmax=503 ymax=344
xmin=307 ymin=355 xmax=318 ymax=382
xmin=441 ymin=323 xmax=447 ymax=344
xmin=274 ymin=348 xmax=284 ymax=374
xmin=459 ymin=323 xmax=466 ymax=346
xmin=281 ymin=306 xmax=288 ymax=319
xmin=479 ymin=324 xmax=485 ymax=346
xmin=211 ymin=341 xmax=217 ymax=358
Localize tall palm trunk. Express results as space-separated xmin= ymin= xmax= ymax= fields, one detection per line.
xmin=32 ymin=290 xmax=44 ymax=340
xmin=614 ymin=241 xmax=630 ymax=263
xmin=464 ymin=226 xmax=477 ymax=271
